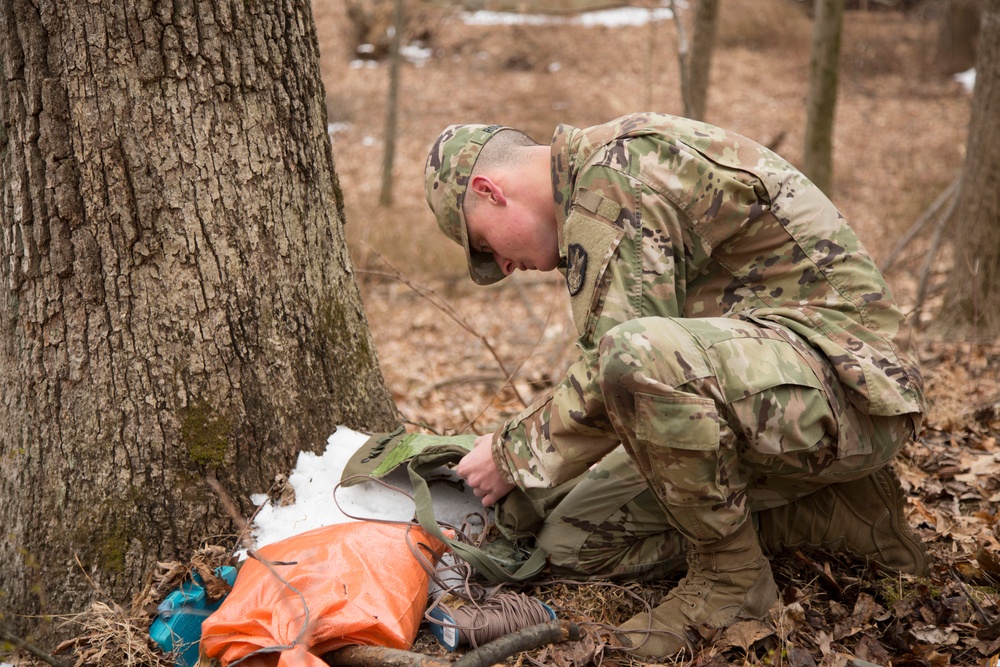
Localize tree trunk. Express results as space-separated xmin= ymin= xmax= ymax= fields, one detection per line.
xmin=685 ymin=0 xmax=719 ymax=121
xmin=0 ymin=0 xmax=398 ymax=643
xmin=932 ymin=0 xmax=1000 ymax=337
xmin=803 ymin=0 xmax=844 ymax=194
xmin=935 ymin=0 xmax=982 ymax=75
xmin=380 ymin=0 xmax=404 ymax=206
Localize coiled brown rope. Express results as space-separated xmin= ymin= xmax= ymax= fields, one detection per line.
xmin=428 ymin=591 xmax=556 ymax=649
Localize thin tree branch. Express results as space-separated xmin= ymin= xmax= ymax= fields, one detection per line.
xmin=362 ymin=249 xmax=529 ymax=408
xmin=883 ymin=174 xmax=961 ymax=273
xmin=0 ymin=623 xmax=71 ymax=667
xmin=204 ymin=471 xmax=253 ymax=549
xmin=911 ymin=174 xmax=962 ymax=326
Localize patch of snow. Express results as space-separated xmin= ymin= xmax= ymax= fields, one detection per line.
xmin=954 ymin=68 xmax=976 ymax=94
xmin=251 ymin=427 xmax=483 ymax=550
xmin=327 ymin=122 xmax=351 ymax=136
xmin=461 ymin=6 xmax=673 ymax=28
xmin=401 ymin=43 xmax=433 ymax=67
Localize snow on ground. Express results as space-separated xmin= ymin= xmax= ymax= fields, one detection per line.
xmin=953 ymin=67 xmax=976 ymax=94
xmin=461 ymin=5 xmax=674 ymax=27
xmin=250 ymin=427 xmax=483 ymax=550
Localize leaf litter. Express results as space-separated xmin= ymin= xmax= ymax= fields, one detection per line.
xmin=5 ymin=0 xmax=999 ymax=665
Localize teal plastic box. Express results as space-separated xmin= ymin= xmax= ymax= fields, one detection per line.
xmin=149 ymin=566 xmax=238 ymax=667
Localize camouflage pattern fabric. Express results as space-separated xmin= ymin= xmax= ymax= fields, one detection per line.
xmin=481 ymin=113 xmax=924 ymax=542
xmin=424 ymin=124 xmax=510 ymax=285
xmin=532 ymin=447 xmax=688 ymax=580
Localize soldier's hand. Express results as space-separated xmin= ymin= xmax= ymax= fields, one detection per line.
xmin=456 ymin=433 xmax=516 ymax=508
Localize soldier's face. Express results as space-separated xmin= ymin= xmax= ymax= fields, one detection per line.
xmin=465 ymin=201 xmax=559 ymax=276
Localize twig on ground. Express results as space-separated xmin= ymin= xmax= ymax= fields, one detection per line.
xmin=0 ymin=623 xmax=71 ymax=667
xmin=324 ymin=621 xmax=578 ymax=667
xmin=205 ymin=471 xmax=253 ymax=549
xmin=453 ymin=620 xmax=580 ymax=667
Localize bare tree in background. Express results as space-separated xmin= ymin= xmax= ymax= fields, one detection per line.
xmin=667 ymin=0 xmax=719 ymax=121
xmin=380 ymin=0 xmax=405 ymax=206
xmin=803 ymin=0 xmax=845 ymax=193
xmin=685 ymin=0 xmax=719 ymax=120
xmin=932 ymin=0 xmax=1000 ymax=337
xmin=0 ymin=0 xmax=398 ymax=642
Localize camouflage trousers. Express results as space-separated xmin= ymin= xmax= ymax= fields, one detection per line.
xmin=496 ymin=316 xmax=917 ymax=579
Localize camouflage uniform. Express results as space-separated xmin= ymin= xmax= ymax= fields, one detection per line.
xmin=428 ymin=113 xmax=925 ymax=576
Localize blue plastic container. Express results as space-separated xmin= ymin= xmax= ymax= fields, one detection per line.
xmin=149 ymin=566 xmax=238 ymax=667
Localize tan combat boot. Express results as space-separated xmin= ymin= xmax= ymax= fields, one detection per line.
xmin=756 ymin=465 xmax=929 ymax=575
xmin=618 ymin=521 xmax=778 ymax=658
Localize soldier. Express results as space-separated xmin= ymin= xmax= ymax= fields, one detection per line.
xmin=423 ymin=113 xmax=928 ymax=658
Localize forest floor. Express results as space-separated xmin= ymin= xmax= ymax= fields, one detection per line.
xmin=322 ymin=0 xmax=1000 ymax=665
xmin=7 ymin=1 xmax=997 ymax=666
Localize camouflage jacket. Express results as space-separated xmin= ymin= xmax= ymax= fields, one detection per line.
xmin=492 ymin=113 xmax=925 ymax=490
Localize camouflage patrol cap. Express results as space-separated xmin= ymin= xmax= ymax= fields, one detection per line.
xmin=424 ymin=124 xmax=510 ymax=285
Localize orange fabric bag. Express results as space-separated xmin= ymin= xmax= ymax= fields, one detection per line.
xmin=200 ymin=522 xmax=446 ymax=667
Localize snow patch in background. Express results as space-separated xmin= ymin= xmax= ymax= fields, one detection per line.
xmin=251 ymin=427 xmax=483 ymax=550
xmin=953 ymin=68 xmax=976 ymax=94
xmin=461 ymin=6 xmax=674 ymax=27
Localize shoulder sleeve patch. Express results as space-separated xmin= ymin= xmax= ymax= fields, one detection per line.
xmin=564 ymin=199 xmax=624 ymax=337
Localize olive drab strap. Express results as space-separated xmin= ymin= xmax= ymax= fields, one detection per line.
xmin=406 ymin=448 xmax=548 ymax=584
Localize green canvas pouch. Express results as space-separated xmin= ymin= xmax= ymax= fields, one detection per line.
xmin=339 ymin=426 xmax=477 ymax=487
xmin=340 ymin=428 xmax=547 ymax=583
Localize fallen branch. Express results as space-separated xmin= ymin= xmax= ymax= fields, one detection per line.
xmin=324 ymin=621 xmax=579 ymax=667
xmin=454 ymin=620 xmax=581 ymax=667
xmin=792 ymin=550 xmax=846 ymax=601
xmin=0 ymin=622 xmax=72 ymax=667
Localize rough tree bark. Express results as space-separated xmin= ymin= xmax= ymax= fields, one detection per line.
xmin=932 ymin=0 xmax=1000 ymax=337
xmin=0 ymin=0 xmax=398 ymax=641
xmin=803 ymin=0 xmax=844 ymax=194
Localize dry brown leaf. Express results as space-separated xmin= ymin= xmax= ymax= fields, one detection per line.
xmin=910 ymin=623 xmax=960 ymax=646
xmin=717 ymin=619 xmax=774 ymax=652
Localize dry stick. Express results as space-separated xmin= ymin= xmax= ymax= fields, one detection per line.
xmin=949 ymin=566 xmax=997 ymax=627
xmin=361 ymin=253 xmax=528 ymax=409
xmin=911 ymin=175 xmax=962 ymax=326
xmin=325 ymin=621 xmax=578 ymax=667
xmin=458 ymin=282 xmax=561 ymax=434
xmin=0 ymin=623 xmax=71 ymax=667
xmin=453 ymin=620 xmax=580 ymax=667
xmin=204 ymin=471 xmax=254 ymax=550
xmin=512 ymin=276 xmax=548 ymax=331
xmin=883 ymin=174 xmax=961 ymax=273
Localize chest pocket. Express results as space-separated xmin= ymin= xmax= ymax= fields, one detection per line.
xmin=564 ymin=190 xmax=625 ymax=337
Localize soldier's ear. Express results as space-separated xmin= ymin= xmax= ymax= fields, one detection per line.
xmin=470 ymin=175 xmax=507 ymax=206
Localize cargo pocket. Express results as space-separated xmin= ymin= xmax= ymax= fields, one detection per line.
xmin=634 ymin=392 xmax=727 ymax=507
xmin=708 ymin=335 xmax=858 ymax=459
